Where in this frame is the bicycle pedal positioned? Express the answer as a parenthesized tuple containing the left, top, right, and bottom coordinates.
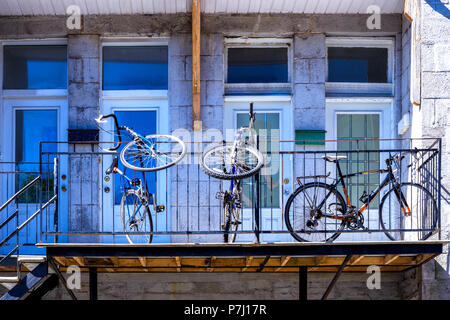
(232, 220, 242, 226)
(156, 205, 165, 213)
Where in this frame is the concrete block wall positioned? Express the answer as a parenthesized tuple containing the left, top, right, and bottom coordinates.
(41, 271, 403, 300)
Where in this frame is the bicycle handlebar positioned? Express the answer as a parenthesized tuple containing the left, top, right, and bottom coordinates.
(95, 113, 122, 151)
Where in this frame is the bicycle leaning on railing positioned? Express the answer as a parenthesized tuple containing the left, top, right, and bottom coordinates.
(284, 152, 438, 242)
(200, 103, 264, 243)
(95, 113, 186, 244)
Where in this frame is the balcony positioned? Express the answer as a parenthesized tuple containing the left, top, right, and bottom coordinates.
(0, 138, 444, 275)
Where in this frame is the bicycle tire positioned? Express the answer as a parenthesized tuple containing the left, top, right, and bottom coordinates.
(379, 182, 437, 241)
(120, 190, 153, 244)
(200, 143, 264, 180)
(223, 201, 239, 243)
(121, 134, 186, 172)
(284, 182, 347, 242)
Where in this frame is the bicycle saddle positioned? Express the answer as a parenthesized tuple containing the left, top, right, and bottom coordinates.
(322, 155, 347, 162)
(106, 156, 119, 174)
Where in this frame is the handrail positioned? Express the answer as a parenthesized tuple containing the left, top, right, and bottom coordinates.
(0, 176, 41, 213)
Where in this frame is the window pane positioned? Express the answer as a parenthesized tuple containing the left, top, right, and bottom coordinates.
(227, 48, 288, 83)
(15, 110, 57, 202)
(237, 112, 280, 209)
(103, 46, 168, 90)
(113, 111, 157, 205)
(337, 114, 380, 207)
(327, 47, 388, 83)
(4, 46, 67, 89)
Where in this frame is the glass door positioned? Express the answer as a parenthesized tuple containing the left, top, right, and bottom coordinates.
(2, 100, 68, 253)
(224, 101, 293, 242)
(100, 100, 169, 244)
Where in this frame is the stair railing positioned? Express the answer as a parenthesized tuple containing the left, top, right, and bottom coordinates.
(0, 175, 57, 280)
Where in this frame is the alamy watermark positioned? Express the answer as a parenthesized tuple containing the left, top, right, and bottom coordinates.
(366, 5, 381, 30)
(66, 5, 81, 30)
(366, 265, 381, 290)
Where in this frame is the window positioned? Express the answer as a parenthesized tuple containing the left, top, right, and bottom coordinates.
(112, 110, 157, 205)
(102, 46, 168, 90)
(227, 48, 288, 84)
(224, 38, 292, 95)
(328, 47, 388, 83)
(15, 109, 58, 202)
(326, 38, 394, 96)
(3, 45, 67, 89)
(337, 113, 381, 207)
(237, 112, 280, 209)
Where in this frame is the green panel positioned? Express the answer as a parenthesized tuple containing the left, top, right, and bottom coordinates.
(295, 130, 326, 145)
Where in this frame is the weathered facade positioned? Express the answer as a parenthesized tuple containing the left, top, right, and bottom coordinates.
(0, 0, 448, 300)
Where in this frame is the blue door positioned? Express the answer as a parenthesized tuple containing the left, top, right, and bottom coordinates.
(101, 110, 170, 243)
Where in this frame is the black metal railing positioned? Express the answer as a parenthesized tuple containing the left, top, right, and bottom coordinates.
(33, 137, 441, 244)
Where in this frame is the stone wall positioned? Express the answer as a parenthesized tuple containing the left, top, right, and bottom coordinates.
(41, 271, 403, 300)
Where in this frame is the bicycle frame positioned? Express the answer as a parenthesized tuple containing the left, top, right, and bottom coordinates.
(316, 156, 411, 220)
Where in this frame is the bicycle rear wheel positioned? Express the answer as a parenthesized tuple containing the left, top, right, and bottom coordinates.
(284, 182, 347, 242)
(200, 143, 264, 180)
(121, 134, 186, 172)
(120, 190, 153, 244)
(223, 201, 240, 243)
(379, 183, 437, 240)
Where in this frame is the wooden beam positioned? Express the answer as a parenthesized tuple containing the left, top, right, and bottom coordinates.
(206, 256, 216, 272)
(275, 256, 292, 272)
(139, 257, 147, 269)
(384, 254, 400, 265)
(175, 256, 182, 272)
(73, 257, 85, 266)
(349, 255, 365, 265)
(242, 256, 254, 272)
(192, 0, 201, 130)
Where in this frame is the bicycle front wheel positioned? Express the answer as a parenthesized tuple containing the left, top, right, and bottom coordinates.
(379, 183, 437, 241)
(120, 190, 153, 244)
(200, 143, 264, 180)
(284, 182, 347, 242)
(121, 134, 186, 172)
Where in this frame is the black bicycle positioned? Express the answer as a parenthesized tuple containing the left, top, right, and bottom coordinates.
(284, 153, 437, 242)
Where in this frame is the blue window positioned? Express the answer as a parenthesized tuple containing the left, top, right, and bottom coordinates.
(3, 46, 67, 89)
(327, 47, 388, 83)
(113, 110, 157, 205)
(15, 110, 57, 202)
(227, 47, 288, 83)
(103, 46, 168, 90)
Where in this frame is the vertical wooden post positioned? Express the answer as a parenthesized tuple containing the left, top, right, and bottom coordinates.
(192, 0, 201, 131)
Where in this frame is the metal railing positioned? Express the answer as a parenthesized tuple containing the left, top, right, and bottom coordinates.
(35, 137, 441, 244)
(0, 165, 57, 277)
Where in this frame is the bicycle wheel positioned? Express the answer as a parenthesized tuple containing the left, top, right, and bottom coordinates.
(200, 143, 264, 180)
(120, 190, 153, 244)
(284, 182, 347, 242)
(223, 201, 240, 243)
(379, 183, 437, 241)
(121, 134, 186, 172)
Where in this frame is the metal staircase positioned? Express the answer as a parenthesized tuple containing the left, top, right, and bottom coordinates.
(0, 176, 58, 300)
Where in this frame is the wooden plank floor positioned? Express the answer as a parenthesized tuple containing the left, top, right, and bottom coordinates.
(48, 254, 438, 273)
(32, 241, 446, 273)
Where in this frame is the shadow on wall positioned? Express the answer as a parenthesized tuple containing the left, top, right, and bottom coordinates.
(425, 0, 450, 19)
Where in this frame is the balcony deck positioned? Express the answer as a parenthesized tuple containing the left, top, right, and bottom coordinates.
(36, 240, 445, 273)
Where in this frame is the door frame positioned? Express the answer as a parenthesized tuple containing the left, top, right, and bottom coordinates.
(325, 97, 394, 241)
(223, 95, 294, 242)
(100, 94, 170, 243)
(1, 93, 68, 251)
